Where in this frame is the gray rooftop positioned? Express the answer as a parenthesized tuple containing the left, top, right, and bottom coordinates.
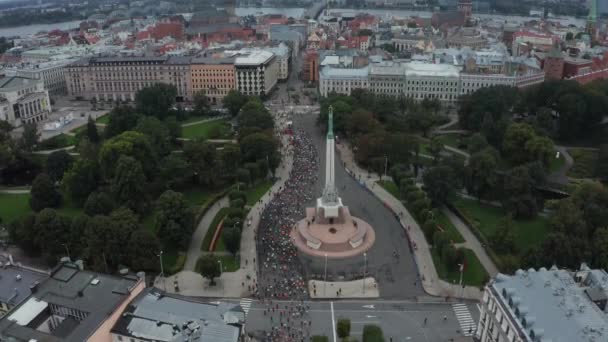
(492, 266, 608, 342)
(111, 288, 243, 342)
(0, 265, 48, 310)
(0, 77, 41, 91)
(0, 263, 142, 342)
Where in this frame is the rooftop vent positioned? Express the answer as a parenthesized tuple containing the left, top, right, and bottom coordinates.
(15, 274, 22, 281)
(91, 278, 100, 285)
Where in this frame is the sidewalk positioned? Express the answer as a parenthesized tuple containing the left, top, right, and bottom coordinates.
(183, 197, 229, 271)
(308, 278, 380, 298)
(156, 116, 295, 298)
(336, 141, 482, 300)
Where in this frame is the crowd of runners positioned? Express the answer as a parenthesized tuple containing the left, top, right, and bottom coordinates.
(255, 128, 319, 301)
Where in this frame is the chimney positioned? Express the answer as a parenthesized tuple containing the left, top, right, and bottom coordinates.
(29, 281, 39, 294)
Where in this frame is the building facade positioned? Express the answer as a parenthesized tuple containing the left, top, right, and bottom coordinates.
(0, 76, 52, 126)
(477, 265, 608, 342)
(5, 60, 74, 98)
(65, 56, 191, 102)
(190, 58, 236, 105)
(234, 50, 278, 96)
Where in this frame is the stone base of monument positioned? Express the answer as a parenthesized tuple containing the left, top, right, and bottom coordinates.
(291, 205, 376, 258)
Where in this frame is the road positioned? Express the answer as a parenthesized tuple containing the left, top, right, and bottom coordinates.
(241, 299, 477, 341)
(294, 112, 424, 299)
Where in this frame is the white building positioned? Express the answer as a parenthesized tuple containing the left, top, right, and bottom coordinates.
(319, 66, 369, 97)
(403, 63, 460, 101)
(234, 50, 279, 96)
(4, 59, 76, 97)
(0, 76, 51, 126)
(477, 265, 608, 342)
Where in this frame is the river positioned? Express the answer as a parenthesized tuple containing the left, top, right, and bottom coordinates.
(0, 20, 82, 38)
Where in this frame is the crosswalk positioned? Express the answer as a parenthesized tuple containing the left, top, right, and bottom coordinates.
(453, 303, 476, 336)
(240, 298, 253, 316)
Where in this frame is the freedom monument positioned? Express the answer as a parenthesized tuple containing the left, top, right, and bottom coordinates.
(291, 107, 376, 259)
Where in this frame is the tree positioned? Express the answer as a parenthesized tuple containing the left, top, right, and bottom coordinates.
(99, 131, 157, 180)
(422, 165, 453, 205)
(502, 123, 536, 165)
(222, 225, 241, 256)
(466, 148, 498, 200)
(193, 90, 210, 116)
(467, 133, 489, 154)
(111, 156, 147, 213)
(62, 159, 100, 206)
(502, 165, 540, 219)
(135, 83, 177, 119)
(33, 209, 72, 261)
(337, 319, 351, 340)
(30, 173, 61, 211)
(135, 116, 171, 156)
(84, 191, 114, 216)
(45, 150, 73, 182)
(565, 31, 574, 41)
(107, 207, 140, 266)
(183, 139, 218, 186)
(164, 116, 181, 140)
(240, 133, 278, 167)
(86, 116, 100, 143)
(237, 99, 274, 132)
(8, 214, 38, 254)
(223, 90, 249, 117)
(104, 106, 140, 138)
(85, 214, 117, 271)
(525, 135, 554, 169)
(428, 136, 443, 162)
(20, 123, 39, 151)
(159, 154, 192, 190)
(128, 229, 161, 271)
(490, 215, 517, 254)
(362, 325, 384, 342)
(197, 254, 221, 285)
(155, 190, 194, 249)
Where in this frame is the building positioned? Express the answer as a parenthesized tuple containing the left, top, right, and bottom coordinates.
(190, 57, 236, 105)
(0, 262, 145, 342)
(457, 0, 473, 19)
(404, 63, 460, 101)
(369, 62, 406, 96)
(476, 265, 608, 342)
(5, 59, 76, 98)
(233, 50, 278, 96)
(319, 66, 369, 97)
(65, 56, 191, 102)
(543, 48, 565, 80)
(267, 43, 291, 81)
(0, 263, 48, 317)
(0, 76, 51, 126)
(302, 49, 319, 83)
(110, 287, 244, 342)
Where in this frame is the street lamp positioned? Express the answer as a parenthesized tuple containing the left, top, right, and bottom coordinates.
(383, 155, 388, 181)
(363, 252, 367, 295)
(157, 250, 166, 292)
(323, 253, 328, 297)
(218, 259, 224, 296)
(62, 243, 70, 261)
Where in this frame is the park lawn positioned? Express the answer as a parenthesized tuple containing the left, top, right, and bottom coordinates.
(549, 151, 566, 173)
(0, 193, 31, 223)
(183, 188, 213, 206)
(245, 181, 272, 206)
(181, 119, 231, 139)
(438, 134, 464, 149)
(201, 207, 230, 251)
(453, 197, 549, 253)
(218, 254, 240, 272)
(567, 148, 599, 179)
(36, 134, 77, 150)
(95, 115, 110, 124)
(435, 210, 465, 243)
(432, 248, 489, 287)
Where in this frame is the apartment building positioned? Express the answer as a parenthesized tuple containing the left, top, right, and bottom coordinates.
(65, 56, 191, 102)
(190, 57, 236, 105)
(234, 50, 279, 96)
(477, 265, 608, 342)
(0, 76, 51, 126)
(0, 263, 48, 317)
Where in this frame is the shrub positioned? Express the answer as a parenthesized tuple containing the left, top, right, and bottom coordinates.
(337, 318, 351, 339)
(362, 325, 384, 342)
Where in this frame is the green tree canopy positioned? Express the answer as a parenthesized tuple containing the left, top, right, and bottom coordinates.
(62, 158, 100, 206)
(30, 173, 61, 212)
(197, 254, 221, 285)
(135, 83, 177, 119)
(45, 150, 73, 183)
(111, 156, 147, 214)
(104, 105, 141, 138)
(155, 190, 194, 250)
(223, 90, 249, 117)
(99, 131, 157, 180)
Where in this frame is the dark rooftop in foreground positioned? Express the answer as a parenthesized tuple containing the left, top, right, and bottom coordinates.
(0, 262, 142, 342)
